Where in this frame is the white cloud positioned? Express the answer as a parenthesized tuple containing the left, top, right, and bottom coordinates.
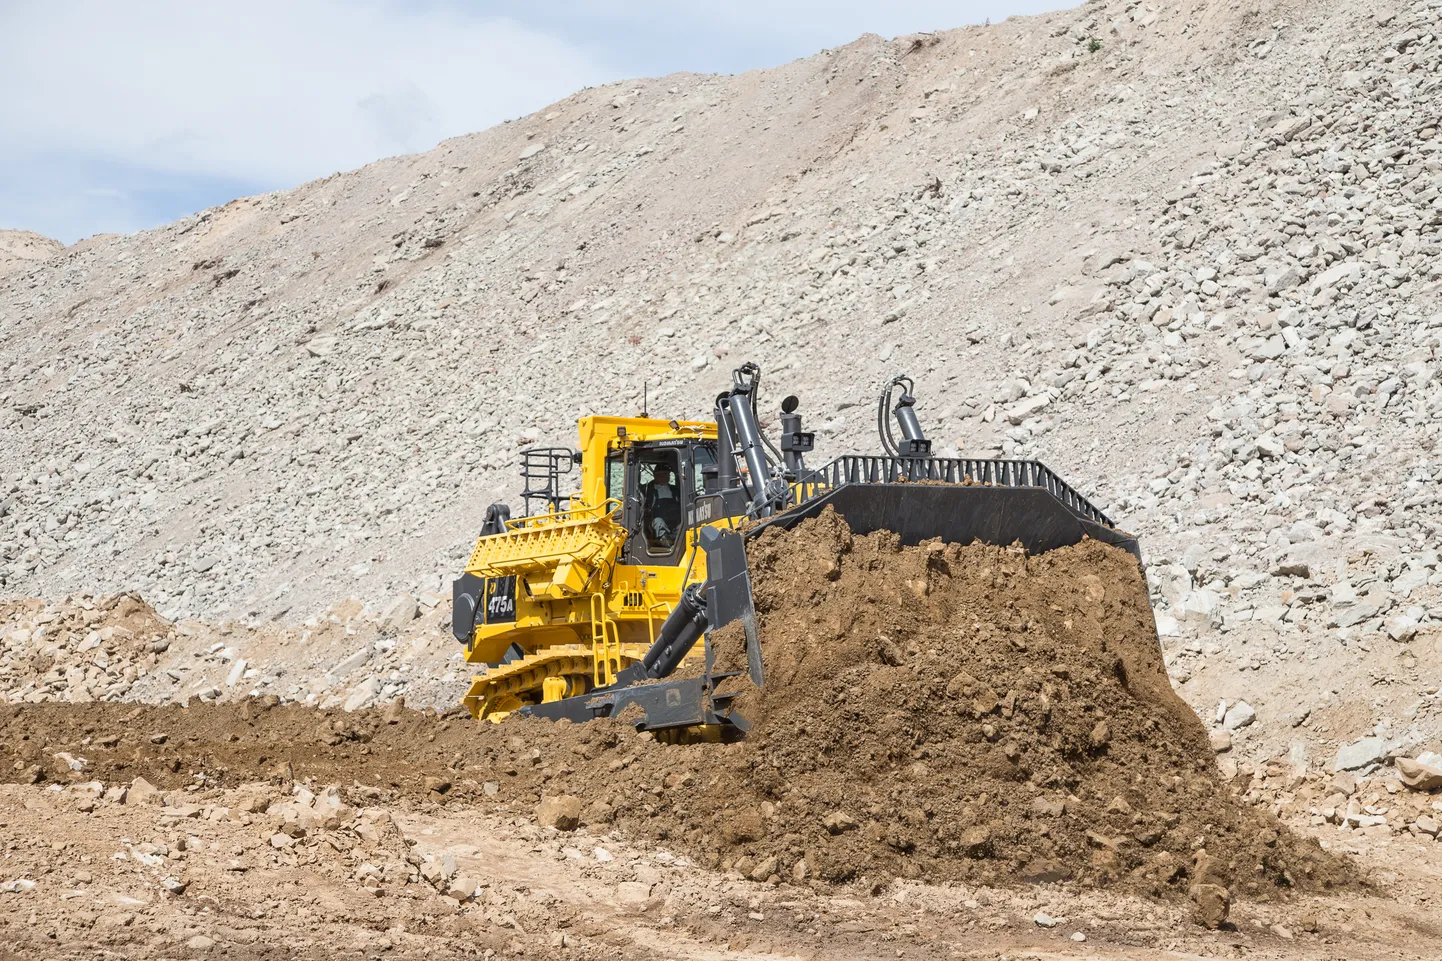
(500, 0, 1063, 70)
(0, 0, 1062, 241)
(0, 1, 612, 188)
(569, 0, 1054, 33)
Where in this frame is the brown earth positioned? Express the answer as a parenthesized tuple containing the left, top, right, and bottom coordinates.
(668, 510, 1354, 896)
(0, 776, 1431, 961)
(0, 510, 1355, 905)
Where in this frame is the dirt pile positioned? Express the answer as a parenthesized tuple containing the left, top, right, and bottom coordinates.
(0, 512, 1355, 899)
(0, 593, 174, 703)
(645, 510, 1353, 896)
(0, 589, 473, 712)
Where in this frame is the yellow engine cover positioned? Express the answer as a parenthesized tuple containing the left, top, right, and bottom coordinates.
(464, 503, 625, 599)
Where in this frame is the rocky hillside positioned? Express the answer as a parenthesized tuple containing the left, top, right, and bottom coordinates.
(2, 0, 1439, 654)
(0, 229, 63, 278)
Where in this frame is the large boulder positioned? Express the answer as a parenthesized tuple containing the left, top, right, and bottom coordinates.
(536, 794, 582, 831)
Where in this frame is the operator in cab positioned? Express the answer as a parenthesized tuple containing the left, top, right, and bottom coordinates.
(641, 463, 683, 550)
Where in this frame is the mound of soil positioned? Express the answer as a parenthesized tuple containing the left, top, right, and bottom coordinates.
(654, 509, 1351, 896)
(0, 510, 1353, 899)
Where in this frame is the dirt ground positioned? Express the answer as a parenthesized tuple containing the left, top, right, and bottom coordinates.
(0, 776, 1437, 961)
(2, 514, 1439, 959)
(1, 518, 1352, 898)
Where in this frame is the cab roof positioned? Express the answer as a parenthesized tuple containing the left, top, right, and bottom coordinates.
(577, 415, 716, 448)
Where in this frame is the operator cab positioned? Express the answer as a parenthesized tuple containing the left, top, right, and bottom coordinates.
(606, 440, 718, 565)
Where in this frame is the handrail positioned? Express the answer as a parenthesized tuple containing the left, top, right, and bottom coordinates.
(643, 597, 673, 646)
(604, 620, 622, 685)
(804, 455, 1116, 528)
(520, 446, 576, 516)
(506, 498, 622, 532)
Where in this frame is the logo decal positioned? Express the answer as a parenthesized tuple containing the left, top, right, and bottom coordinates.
(484, 576, 517, 624)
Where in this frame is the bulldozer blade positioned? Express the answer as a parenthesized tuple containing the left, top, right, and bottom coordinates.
(520, 672, 749, 733)
(756, 482, 1140, 560)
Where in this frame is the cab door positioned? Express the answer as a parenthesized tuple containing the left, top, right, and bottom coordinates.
(620, 445, 687, 566)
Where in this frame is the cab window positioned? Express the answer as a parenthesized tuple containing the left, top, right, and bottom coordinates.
(604, 452, 625, 505)
(691, 444, 717, 496)
(637, 450, 682, 555)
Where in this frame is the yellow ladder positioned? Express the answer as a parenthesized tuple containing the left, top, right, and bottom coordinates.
(589, 593, 622, 687)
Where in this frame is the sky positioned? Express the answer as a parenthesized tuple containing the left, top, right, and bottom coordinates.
(0, 1, 1061, 244)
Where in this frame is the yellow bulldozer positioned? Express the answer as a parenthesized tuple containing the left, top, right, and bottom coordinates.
(451, 363, 1136, 731)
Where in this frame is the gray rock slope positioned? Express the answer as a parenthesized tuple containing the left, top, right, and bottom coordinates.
(2, 0, 1439, 638)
